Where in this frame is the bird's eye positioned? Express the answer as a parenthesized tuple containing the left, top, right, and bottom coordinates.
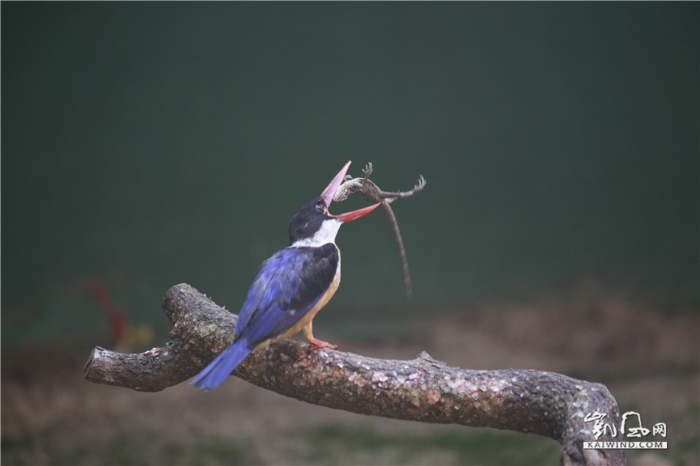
(315, 202, 325, 213)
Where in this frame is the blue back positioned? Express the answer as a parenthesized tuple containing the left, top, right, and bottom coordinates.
(236, 243, 339, 348)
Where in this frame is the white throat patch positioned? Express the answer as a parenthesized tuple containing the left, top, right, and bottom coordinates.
(292, 218, 342, 248)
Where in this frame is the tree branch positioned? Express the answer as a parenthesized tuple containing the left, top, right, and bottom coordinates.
(84, 284, 625, 466)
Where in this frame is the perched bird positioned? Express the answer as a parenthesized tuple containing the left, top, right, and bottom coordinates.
(190, 161, 379, 390)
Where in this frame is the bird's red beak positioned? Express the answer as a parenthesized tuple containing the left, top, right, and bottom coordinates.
(320, 161, 380, 223)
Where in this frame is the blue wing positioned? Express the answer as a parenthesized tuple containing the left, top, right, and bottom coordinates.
(190, 243, 338, 391)
(236, 243, 339, 347)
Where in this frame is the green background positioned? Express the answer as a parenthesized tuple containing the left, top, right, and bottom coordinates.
(3, 2, 698, 347)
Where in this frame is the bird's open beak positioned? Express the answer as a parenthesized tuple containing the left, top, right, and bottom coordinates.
(320, 161, 381, 223)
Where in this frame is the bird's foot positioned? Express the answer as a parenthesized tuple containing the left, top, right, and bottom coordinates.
(306, 336, 338, 351)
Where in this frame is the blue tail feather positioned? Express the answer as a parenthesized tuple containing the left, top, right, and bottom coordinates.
(189, 339, 252, 391)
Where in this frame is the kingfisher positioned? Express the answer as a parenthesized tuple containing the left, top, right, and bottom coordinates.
(190, 161, 380, 391)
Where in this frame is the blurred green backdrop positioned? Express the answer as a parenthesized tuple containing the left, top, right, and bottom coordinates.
(3, 3, 698, 348)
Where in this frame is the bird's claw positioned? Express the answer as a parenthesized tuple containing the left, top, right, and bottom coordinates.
(306, 337, 338, 351)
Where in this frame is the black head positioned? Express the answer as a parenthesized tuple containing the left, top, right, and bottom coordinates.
(288, 197, 334, 245)
(287, 162, 380, 247)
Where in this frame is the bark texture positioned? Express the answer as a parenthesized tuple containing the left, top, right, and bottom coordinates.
(84, 283, 625, 466)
